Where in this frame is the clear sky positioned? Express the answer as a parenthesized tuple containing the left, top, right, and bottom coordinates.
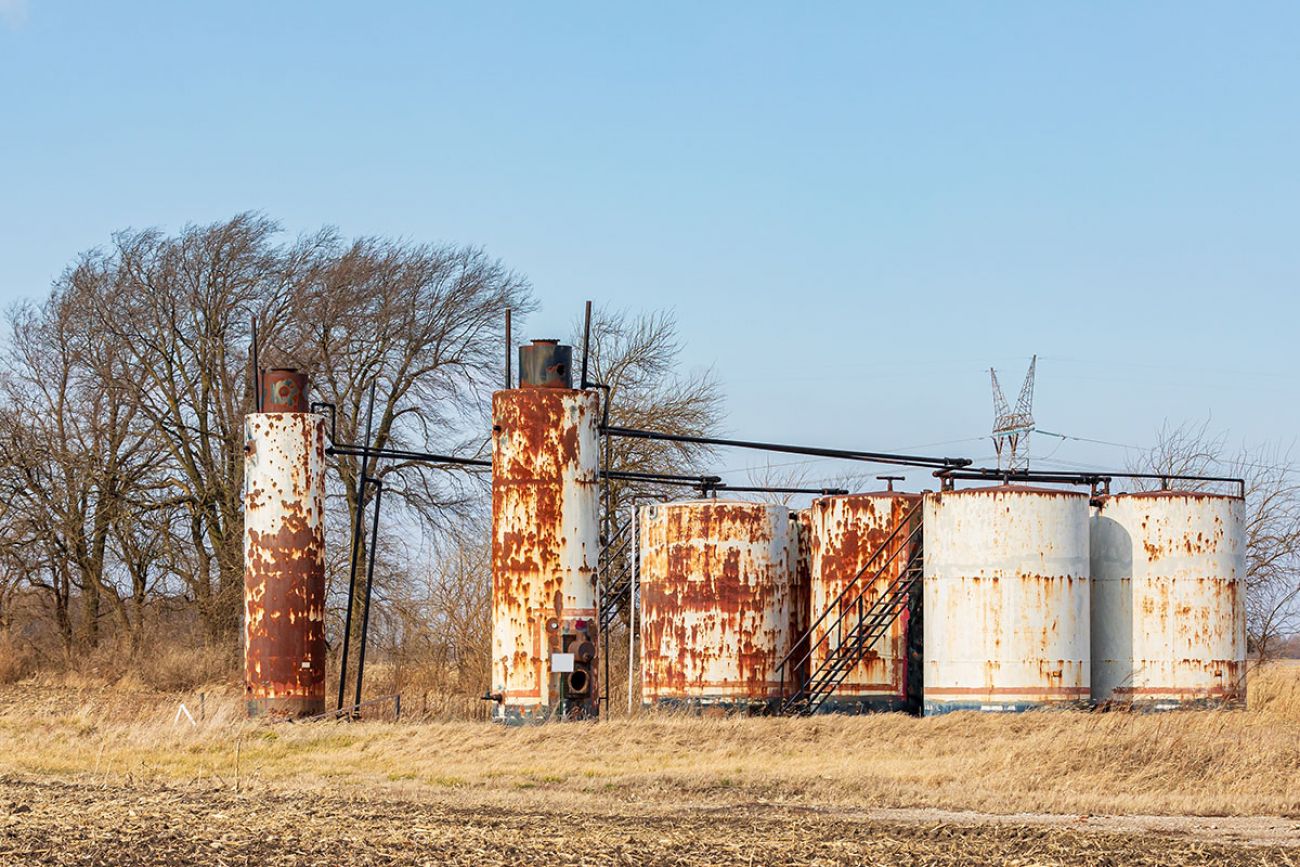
(2, 2, 1296, 492)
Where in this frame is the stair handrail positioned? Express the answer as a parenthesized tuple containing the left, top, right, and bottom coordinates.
(798, 537, 922, 698)
(777, 502, 923, 699)
(788, 531, 925, 712)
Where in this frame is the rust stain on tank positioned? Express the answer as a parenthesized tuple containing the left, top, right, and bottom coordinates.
(1092, 491, 1247, 707)
(923, 486, 1092, 715)
(809, 493, 920, 707)
(787, 510, 813, 688)
(490, 388, 600, 722)
(244, 411, 327, 719)
(640, 501, 795, 709)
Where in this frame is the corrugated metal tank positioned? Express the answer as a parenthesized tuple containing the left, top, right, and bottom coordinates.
(490, 387, 600, 723)
(1091, 491, 1247, 707)
(923, 486, 1091, 715)
(639, 500, 795, 710)
(808, 492, 921, 712)
(243, 410, 327, 719)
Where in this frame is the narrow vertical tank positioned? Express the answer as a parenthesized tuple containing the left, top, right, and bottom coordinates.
(639, 500, 795, 711)
(490, 380, 600, 723)
(808, 492, 921, 713)
(1091, 491, 1246, 708)
(787, 509, 813, 690)
(243, 376, 327, 719)
(923, 486, 1090, 715)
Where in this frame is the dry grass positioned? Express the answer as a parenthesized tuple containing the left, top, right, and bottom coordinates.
(0, 662, 1295, 820)
(0, 663, 1295, 863)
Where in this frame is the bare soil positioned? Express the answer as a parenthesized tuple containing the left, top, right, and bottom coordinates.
(0, 776, 1296, 866)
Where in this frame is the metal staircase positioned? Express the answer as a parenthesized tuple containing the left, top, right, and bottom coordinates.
(598, 517, 637, 630)
(778, 503, 924, 716)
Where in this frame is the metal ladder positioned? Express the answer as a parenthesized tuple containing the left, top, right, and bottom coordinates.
(778, 504, 924, 716)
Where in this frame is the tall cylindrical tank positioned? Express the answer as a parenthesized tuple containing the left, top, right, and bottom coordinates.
(243, 405, 327, 718)
(490, 385, 600, 723)
(1091, 491, 1246, 707)
(923, 486, 1090, 715)
(639, 500, 795, 710)
(808, 492, 921, 713)
(787, 509, 813, 690)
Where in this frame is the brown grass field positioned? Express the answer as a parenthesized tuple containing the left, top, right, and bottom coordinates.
(0, 662, 1296, 865)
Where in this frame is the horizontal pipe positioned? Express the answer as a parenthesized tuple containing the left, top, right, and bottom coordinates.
(935, 470, 1107, 486)
(602, 469, 723, 485)
(704, 485, 850, 496)
(935, 466, 1244, 495)
(601, 426, 971, 469)
(328, 444, 490, 468)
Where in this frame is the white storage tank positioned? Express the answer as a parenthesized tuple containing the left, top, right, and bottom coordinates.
(639, 500, 795, 711)
(1091, 491, 1247, 708)
(923, 486, 1091, 715)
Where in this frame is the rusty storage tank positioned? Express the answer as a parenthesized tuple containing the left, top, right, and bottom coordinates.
(923, 486, 1090, 715)
(489, 350, 600, 723)
(787, 509, 813, 690)
(639, 500, 795, 711)
(243, 371, 327, 718)
(808, 492, 922, 713)
(1091, 491, 1246, 708)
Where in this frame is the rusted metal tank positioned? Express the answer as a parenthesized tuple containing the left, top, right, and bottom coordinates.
(490, 386, 600, 723)
(260, 368, 309, 413)
(639, 500, 795, 711)
(923, 486, 1091, 715)
(808, 492, 921, 713)
(243, 402, 327, 718)
(1091, 491, 1246, 708)
(787, 509, 813, 690)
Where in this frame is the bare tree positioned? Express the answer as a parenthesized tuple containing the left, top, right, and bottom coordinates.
(287, 236, 532, 529)
(79, 214, 326, 640)
(575, 306, 724, 513)
(0, 263, 164, 658)
(280, 236, 532, 672)
(1131, 418, 1300, 658)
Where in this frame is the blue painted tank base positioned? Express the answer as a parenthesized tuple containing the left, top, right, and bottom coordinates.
(1097, 697, 1244, 713)
(814, 696, 910, 715)
(923, 700, 1089, 717)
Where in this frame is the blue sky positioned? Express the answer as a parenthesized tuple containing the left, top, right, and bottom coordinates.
(2, 2, 1296, 491)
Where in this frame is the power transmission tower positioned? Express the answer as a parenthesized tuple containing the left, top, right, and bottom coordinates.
(990, 355, 1036, 472)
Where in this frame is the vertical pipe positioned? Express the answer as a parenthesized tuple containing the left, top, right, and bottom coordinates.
(250, 317, 261, 412)
(504, 308, 512, 389)
(580, 300, 592, 389)
(628, 508, 636, 715)
(601, 389, 612, 714)
(353, 479, 385, 716)
(336, 381, 377, 712)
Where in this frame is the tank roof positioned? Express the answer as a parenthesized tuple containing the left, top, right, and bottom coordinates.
(940, 484, 1089, 498)
(814, 490, 922, 501)
(654, 498, 782, 509)
(1102, 489, 1244, 502)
